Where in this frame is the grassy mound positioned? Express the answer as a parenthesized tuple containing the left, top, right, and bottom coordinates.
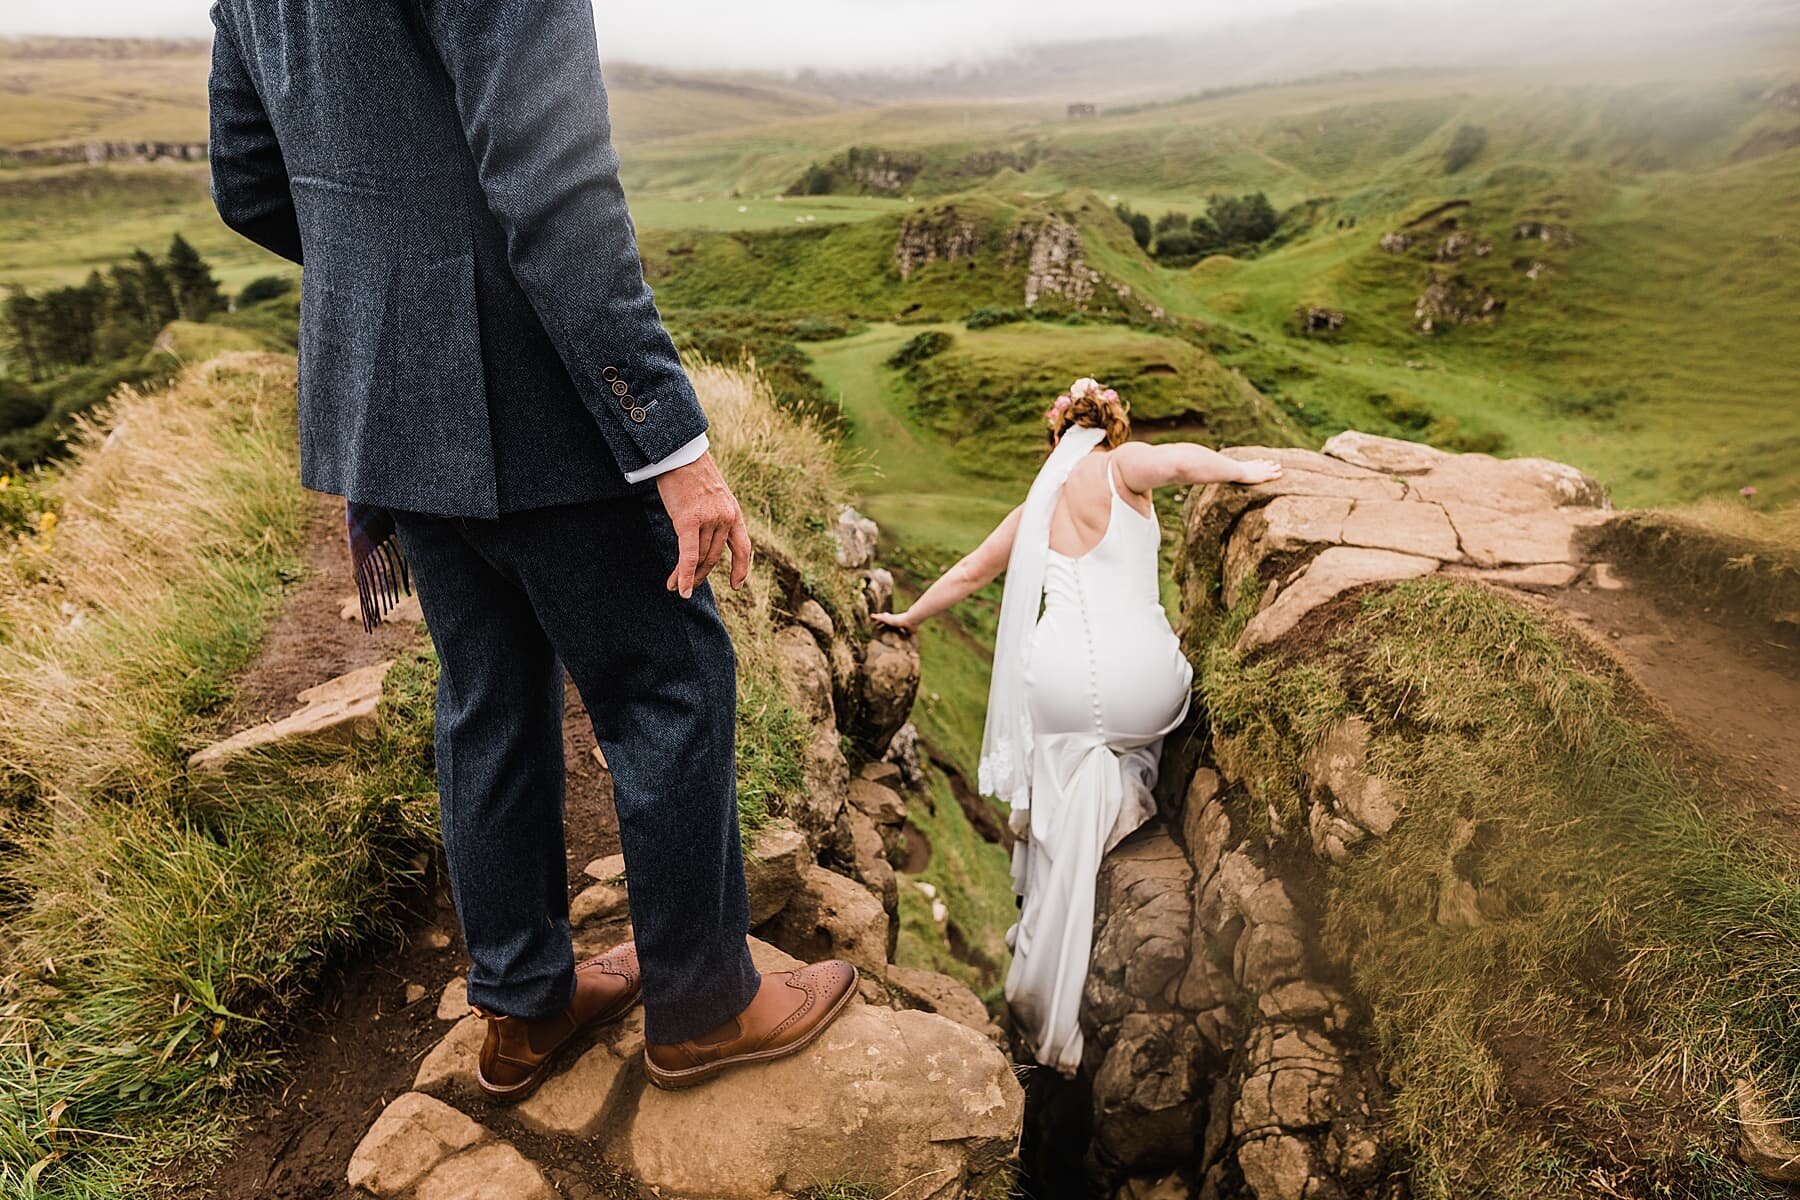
(687, 358, 857, 834)
(885, 321, 1307, 481)
(1584, 504, 1800, 638)
(0, 354, 440, 1197)
(641, 190, 1166, 326)
(1196, 577, 1800, 1197)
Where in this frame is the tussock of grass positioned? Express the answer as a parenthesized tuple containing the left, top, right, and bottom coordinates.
(1204, 577, 1800, 1198)
(1587, 504, 1800, 634)
(0, 355, 441, 1197)
(0, 353, 308, 804)
(686, 358, 859, 835)
(893, 768, 1016, 996)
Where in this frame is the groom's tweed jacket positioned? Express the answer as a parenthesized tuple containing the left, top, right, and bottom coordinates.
(208, 0, 706, 517)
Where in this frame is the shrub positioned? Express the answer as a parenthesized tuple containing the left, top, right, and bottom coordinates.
(1206, 191, 1279, 245)
(791, 163, 835, 196)
(965, 306, 1028, 330)
(885, 329, 954, 369)
(236, 274, 294, 306)
(0, 377, 47, 434)
(1114, 203, 1152, 250)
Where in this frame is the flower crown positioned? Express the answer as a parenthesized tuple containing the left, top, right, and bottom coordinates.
(1047, 376, 1122, 422)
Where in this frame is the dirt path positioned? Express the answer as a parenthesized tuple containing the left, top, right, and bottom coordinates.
(1547, 571, 1800, 846)
(173, 493, 626, 1200)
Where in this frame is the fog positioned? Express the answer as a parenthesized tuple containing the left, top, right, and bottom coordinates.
(0, 0, 1787, 86)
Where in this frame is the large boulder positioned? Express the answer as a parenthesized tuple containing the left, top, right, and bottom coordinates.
(770, 864, 890, 980)
(744, 820, 808, 925)
(832, 804, 900, 951)
(775, 624, 835, 726)
(347, 1092, 555, 1200)
(1319, 430, 1447, 475)
(1237, 547, 1438, 651)
(1084, 828, 1209, 1170)
(833, 506, 880, 569)
(851, 630, 921, 755)
(622, 1006, 1022, 1200)
(795, 725, 851, 838)
(886, 964, 1004, 1045)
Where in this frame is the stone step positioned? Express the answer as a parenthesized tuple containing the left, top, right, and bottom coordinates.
(188, 660, 393, 774)
(339, 592, 424, 625)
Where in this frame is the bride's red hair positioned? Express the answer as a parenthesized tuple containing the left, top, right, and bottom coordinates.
(1046, 381, 1130, 448)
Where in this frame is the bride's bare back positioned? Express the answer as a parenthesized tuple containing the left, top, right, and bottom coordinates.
(870, 436, 1282, 632)
(1047, 450, 1153, 559)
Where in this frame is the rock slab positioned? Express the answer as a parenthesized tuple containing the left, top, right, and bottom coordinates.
(623, 1005, 1022, 1200)
(190, 660, 393, 773)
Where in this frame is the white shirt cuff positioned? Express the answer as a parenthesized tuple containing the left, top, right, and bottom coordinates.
(623, 432, 709, 484)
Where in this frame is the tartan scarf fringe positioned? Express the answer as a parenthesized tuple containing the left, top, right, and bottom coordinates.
(346, 501, 413, 634)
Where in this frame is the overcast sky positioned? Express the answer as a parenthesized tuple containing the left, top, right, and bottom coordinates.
(0, 0, 1762, 73)
(3, 0, 1332, 70)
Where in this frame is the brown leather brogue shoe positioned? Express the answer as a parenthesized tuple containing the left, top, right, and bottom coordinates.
(644, 959, 858, 1090)
(473, 941, 641, 1103)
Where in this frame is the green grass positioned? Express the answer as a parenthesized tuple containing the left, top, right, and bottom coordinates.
(0, 355, 441, 1197)
(0, 166, 284, 293)
(894, 767, 1018, 996)
(1199, 576, 1800, 1198)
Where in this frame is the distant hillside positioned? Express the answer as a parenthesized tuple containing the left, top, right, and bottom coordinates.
(0, 36, 849, 149)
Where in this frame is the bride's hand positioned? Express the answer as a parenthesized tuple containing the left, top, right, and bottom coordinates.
(871, 610, 918, 633)
(1233, 458, 1284, 485)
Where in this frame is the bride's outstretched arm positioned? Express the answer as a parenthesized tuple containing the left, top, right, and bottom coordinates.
(1112, 441, 1282, 493)
(872, 505, 1023, 632)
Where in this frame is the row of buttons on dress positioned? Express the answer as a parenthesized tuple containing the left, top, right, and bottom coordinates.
(601, 365, 651, 424)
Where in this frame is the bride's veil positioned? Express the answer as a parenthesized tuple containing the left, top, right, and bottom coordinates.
(977, 423, 1107, 831)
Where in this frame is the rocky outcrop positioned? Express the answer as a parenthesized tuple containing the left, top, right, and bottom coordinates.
(623, 1006, 1021, 1200)
(1412, 274, 1504, 332)
(894, 207, 985, 280)
(1294, 306, 1344, 335)
(0, 140, 210, 167)
(1081, 777, 1388, 1200)
(1005, 217, 1104, 309)
(1176, 432, 1611, 652)
(1078, 433, 1621, 1198)
(363, 937, 1022, 1200)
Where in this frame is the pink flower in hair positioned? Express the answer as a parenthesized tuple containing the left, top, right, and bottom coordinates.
(1071, 377, 1100, 399)
(1101, 388, 1119, 404)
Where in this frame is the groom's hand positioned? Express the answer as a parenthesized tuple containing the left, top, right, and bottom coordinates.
(656, 452, 752, 598)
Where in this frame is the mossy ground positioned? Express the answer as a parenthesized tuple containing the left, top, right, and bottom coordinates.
(1200, 576, 1800, 1198)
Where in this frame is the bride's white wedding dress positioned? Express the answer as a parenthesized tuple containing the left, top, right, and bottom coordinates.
(995, 441, 1192, 1074)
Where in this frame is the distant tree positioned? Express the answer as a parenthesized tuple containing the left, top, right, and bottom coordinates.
(130, 249, 180, 327)
(97, 261, 155, 359)
(237, 275, 294, 306)
(1114, 203, 1152, 250)
(1153, 210, 1190, 235)
(32, 277, 106, 369)
(166, 233, 225, 321)
(0, 376, 47, 434)
(1151, 229, 1206, 264)
(3, 287, 46, 379)
(1206, 191, 1279, 245)
(1444, 124, 1487, 174)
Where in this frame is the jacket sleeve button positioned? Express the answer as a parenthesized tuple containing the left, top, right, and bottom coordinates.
(601, 366, 620, 382)
(629, 406, 648, 424)
(611, 380, 630, 397)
